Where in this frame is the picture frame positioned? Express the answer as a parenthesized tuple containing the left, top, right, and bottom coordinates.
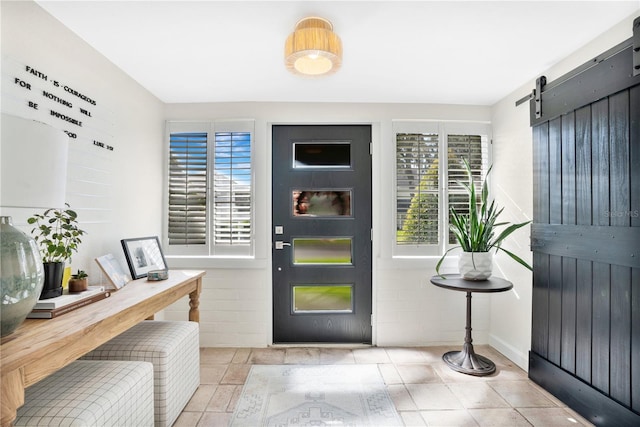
(121, 236, 168, 279)
(95, 253, 131, 289)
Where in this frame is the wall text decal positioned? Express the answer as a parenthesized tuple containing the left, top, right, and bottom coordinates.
(2, 57, 114, 152)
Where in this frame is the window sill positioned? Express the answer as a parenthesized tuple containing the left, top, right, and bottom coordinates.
(376, 255, 458, 272)
(166, 256, 268, 270)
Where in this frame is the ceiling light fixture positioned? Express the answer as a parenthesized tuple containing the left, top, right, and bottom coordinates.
(285, 17, 342, 77)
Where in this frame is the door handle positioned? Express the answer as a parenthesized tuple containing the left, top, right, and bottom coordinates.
(275, 241, 291, 250)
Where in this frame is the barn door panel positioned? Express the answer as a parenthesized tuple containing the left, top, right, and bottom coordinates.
(528, 19, 640, 426)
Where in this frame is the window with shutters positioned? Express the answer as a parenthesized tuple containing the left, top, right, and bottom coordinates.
(165, 121, 254, 257)
(396, 132, 440, 246)
(394, 121, 490, 256)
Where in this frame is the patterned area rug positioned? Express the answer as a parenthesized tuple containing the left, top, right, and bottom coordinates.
(230, 364, 402, 426)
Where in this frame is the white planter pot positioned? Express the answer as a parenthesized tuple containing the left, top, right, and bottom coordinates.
(458, 251, 493, 280)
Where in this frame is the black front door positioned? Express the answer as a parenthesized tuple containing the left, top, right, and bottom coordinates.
(272, 125, 372, 343)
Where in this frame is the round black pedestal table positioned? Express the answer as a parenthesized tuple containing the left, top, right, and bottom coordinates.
(430, 274, 513, 376)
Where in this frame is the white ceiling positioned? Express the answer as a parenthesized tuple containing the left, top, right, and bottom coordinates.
(36, 0, 640, 105)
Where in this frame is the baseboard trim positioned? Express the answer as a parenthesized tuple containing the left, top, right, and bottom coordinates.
(489, 334, 528, 371)
(529, 351, 640, 426)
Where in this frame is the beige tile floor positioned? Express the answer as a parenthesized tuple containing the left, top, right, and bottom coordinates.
(174, 345, 594, 427)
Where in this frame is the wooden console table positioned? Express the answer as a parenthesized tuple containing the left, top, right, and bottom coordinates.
(430, 274, 513, 376)
(0, 269, 204, 427)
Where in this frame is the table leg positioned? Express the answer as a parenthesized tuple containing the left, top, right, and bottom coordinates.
(442, 291, 496, 376)
(188, 277, 202, 322)
(1, 369, 25, 427)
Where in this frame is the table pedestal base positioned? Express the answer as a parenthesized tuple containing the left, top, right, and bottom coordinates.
(430, 277, 513, 378)
(442, 343, 496, 376)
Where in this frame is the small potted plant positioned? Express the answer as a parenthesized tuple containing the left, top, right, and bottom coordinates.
(68, 269, 88, 293)
(28, 204, 86, 298)
(436, 159, 532, 280)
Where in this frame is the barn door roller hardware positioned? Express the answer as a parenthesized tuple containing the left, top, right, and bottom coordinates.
(517, 15, 640, 125)
(515, 77, 546, 118)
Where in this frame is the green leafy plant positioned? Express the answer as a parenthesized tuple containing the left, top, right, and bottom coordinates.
(435, 159, 532, 277)
(27, 204, 87, 264)
(72, 269, 88, 279)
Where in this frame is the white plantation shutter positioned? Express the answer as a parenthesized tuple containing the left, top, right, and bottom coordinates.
(168, 132, 208, 245)
(213, 132, 251, 245)
(447, 134, 489, 244)
(166, 121, 254, 256)
(396, 133, 439, 245)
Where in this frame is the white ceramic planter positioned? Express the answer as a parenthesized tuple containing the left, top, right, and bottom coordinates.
(458, 251, 493, 280)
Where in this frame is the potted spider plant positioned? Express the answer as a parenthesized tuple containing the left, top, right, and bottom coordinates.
(436, 159, 532, 280)
(28, 204, 86, 298)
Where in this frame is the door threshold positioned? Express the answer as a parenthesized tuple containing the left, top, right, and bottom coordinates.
(270, 343, 373, 348)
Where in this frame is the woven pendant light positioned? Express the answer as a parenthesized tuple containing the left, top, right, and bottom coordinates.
(284, 17, 342, 77)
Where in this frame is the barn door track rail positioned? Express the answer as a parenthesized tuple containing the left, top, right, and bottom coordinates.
(517, 16, 640, 125)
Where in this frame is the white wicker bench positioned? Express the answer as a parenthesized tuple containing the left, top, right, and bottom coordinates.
(15, 360, 154, 427)
(82, 321, 200, 427)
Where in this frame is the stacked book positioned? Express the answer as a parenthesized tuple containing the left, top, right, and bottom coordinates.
(27, 286, 112, 319)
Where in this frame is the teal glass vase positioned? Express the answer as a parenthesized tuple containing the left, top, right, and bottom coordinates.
(1, 216, 44, 337)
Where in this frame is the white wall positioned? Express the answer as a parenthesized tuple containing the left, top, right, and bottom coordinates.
(1, 1, 164, 281)
(489, 10, 639, 369)
(163, 102, 495, 348)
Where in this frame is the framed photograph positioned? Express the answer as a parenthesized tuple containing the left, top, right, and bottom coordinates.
(121, 236, 168, 279)
(95, 253, 131, 289)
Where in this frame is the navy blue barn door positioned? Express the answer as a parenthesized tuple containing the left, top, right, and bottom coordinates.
(528, 21, 640, 426)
